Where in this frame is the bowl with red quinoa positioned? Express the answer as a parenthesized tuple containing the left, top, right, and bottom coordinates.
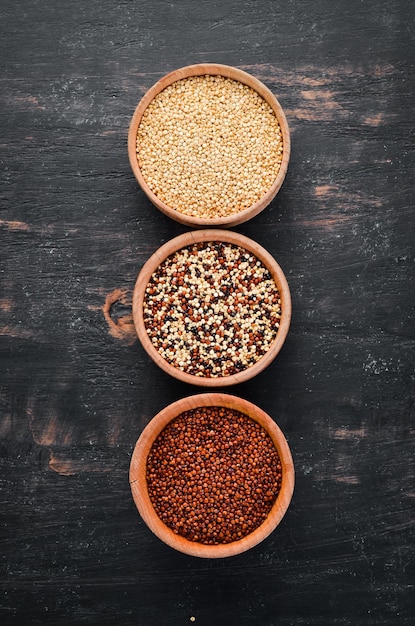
(132, 230, 291, 386)
(128, 63, 290, 228)
(129, 393, 295, 558)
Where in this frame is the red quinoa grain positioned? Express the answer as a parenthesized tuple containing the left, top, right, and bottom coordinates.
(143, 241, 281, 377)
(146, 407, 283, 544)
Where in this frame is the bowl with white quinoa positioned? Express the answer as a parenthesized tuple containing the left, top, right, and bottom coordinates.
(129, 393, 295, 557)
(128, 64, 290, 227)
(132, 230, 291, 386)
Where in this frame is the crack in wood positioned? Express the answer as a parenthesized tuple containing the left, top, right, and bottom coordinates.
(102, 288, 137, 345)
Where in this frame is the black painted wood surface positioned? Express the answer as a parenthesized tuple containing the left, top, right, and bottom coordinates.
(1, 1, 414, 624)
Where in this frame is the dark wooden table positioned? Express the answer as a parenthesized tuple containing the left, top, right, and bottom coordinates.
(1, 1, 414, 624)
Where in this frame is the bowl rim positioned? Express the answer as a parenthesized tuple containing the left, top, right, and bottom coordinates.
(132, 229, 292, 387)
(128, 63, 291, 228)
(129, 392, 295, 558)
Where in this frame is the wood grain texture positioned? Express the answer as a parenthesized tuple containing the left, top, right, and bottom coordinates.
(0, 0, 414, 624)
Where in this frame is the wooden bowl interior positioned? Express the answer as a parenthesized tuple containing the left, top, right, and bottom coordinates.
(129, 393, 295, 558)
(132, 229, 292, 387)
(128, 63, 290, 228)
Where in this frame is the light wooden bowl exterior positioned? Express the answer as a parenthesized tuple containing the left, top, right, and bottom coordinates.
(132, 229, 292, 387)
(128, 63, 290, 228)
(129, 393, 295, 558)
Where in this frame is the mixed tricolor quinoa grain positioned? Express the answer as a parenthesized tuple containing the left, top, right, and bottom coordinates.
(146, 406, 282, 544)
(143, 241, 282, 377)
(136, 75, 283, 219)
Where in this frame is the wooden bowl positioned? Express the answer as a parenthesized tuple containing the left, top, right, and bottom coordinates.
(129, 393, 295, 558)
(132, 229, 291, 387)
(128, 63, 290, 228)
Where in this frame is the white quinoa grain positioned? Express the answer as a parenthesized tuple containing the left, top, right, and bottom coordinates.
(136, 75, 283, 219)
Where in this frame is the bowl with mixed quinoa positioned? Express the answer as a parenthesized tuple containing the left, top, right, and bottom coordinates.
(132, 229, 291, 386)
